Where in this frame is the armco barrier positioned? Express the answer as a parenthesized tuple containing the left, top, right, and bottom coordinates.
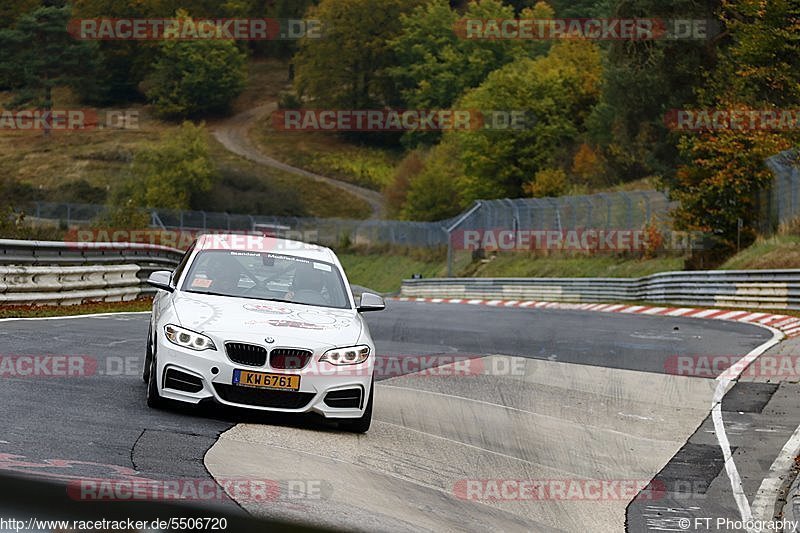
(401, 270, 800, 311)
(0, 240, 184, 305)
(0, 239, 183, 266)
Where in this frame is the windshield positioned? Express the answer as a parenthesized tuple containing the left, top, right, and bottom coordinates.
(181, 250, 351, 310)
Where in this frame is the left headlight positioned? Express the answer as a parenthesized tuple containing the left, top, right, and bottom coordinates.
(164, 324, 216, 351)
(320, 345, 371, 366)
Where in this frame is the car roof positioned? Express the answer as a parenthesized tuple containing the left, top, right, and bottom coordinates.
(195, 233, 337, 263)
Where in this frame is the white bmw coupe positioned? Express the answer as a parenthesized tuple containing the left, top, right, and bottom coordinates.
(143, 233, 385, 433)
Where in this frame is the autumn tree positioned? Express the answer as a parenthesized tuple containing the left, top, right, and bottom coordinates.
(669, 0, 800, 251)
(401, 142, 466, 221)
(449, 40, 602, 202)
(571, 143, 607, 188)
(523, 168, 569, 198)
(384, 150, 424, 218)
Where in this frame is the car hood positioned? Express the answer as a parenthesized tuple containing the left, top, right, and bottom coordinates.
(171, 292, 363, 349)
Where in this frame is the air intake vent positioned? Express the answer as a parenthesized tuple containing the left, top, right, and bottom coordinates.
(213, 384, 314, 409)
(270, 348, 312, 370)
(225, 342, 267, 367)
(324, 388, 363, 409)
(164, 368, 204, 393)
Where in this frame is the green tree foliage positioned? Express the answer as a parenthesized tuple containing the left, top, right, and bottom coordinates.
(72, 0, 161, 103)
(392, 39, 602, 219)
(448, 40, 603, 203)
(540, 0, 611, 17)
(401, 142, 466, 221)
(0, 0, 39, 29)
(0, 5, 95, 115)
(242, 0, 320, 58)
(708, 0, 800, 107)
(591, 0, 720, 181)
(389, 0, 528, 113)
(144, 15, 247, 119)
(73, 0, 301, 103)
(669, 0, 800, 250)
(388, 0, 532, 146)
(126, 122, 215, 210)
(292, 0, 426, 109)
(457, 0, 611, 16)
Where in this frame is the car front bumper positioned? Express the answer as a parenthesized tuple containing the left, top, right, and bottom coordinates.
(154, 335, 373, 419)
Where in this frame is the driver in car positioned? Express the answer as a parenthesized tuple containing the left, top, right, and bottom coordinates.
(205, 255, 244, 294)
(285, 264, 328, 305)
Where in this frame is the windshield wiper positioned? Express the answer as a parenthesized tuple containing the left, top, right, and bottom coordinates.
(184, 289, 236, 298)
(185, 292, 293, 304)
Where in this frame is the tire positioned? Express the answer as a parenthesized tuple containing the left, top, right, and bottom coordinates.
(146, 345, 166, 410)
(340, 381, 373, 434)
(142, 324, 153, 383)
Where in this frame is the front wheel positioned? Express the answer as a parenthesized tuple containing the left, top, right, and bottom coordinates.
(340, 381, 373, 434)
(142, 324, 153, 383)
(146, 349, 166, 410)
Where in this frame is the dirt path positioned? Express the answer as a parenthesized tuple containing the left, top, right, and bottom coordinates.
(211, 103, 385, 219)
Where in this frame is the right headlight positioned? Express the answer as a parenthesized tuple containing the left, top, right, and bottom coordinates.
(319, 345, 371, 366)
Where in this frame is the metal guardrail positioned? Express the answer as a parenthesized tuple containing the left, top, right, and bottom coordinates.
(0, 240, 183, 305)
(401, 270, 800, 310)
(0, 239, 183, 265)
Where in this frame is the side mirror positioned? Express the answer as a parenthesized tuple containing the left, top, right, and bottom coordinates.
(147, 271, 175, 293)
(358, 292, 385, 313)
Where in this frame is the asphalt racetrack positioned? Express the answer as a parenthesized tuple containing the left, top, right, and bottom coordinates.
(0, 300, 784, 532)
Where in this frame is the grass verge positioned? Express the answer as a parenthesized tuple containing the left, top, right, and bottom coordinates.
(467, 252, 686, 278)
(206, 137, 372, 219)
(338, 251, 446, 294)
(0, 298, 152, 319)
(338, 250, 688, 293)
(251, 120, 403, 192)
(720, 234, 800, 270)
(244, 61, 402, 192)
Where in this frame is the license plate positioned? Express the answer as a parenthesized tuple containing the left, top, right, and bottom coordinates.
(233, 370, 301, 391)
